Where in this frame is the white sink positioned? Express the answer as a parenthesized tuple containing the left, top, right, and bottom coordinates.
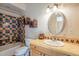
(44, 40, 64, 47)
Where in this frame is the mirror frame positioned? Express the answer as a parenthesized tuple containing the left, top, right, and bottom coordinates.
(48, 12, 65, 35)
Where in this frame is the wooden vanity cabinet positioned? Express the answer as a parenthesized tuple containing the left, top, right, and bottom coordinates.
(30, 44, 70, 56)
(30, 44, 50, 56)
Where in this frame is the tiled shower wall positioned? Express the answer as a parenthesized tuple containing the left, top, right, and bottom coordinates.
(0, 13, 25, 46)
(17, 17, 25, 43)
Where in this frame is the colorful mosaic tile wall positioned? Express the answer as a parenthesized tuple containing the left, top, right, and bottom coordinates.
(0, 13, 19, 46)
(17, 16, 25, 43)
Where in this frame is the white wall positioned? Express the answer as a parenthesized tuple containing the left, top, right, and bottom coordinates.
(25, 3, 50, 39)
(25, 3, 79, 39)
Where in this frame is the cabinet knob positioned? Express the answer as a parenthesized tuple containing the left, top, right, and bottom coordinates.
(64, 54, 71, 56)
(67, 55, 71, 56)
(34, 46, 36, 48)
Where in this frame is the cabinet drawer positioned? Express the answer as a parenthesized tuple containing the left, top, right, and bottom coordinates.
(31, 50, 42, 56)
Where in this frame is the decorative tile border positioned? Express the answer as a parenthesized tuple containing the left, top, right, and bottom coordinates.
(25, 17, 38, 28)
(39, 34, 79, 44)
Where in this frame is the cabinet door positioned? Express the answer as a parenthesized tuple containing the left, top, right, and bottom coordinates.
(30, 45, 44, 56)
(30, 44, 71, 56)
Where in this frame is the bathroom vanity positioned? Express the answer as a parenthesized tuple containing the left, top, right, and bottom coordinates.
(30, 5, 79, 56)
(30, 39, 79, 56)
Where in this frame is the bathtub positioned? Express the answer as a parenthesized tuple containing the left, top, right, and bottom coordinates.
(0, 42, 22, 56)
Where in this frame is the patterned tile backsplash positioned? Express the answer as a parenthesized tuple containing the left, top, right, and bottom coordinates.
(0, 13, 25, 46)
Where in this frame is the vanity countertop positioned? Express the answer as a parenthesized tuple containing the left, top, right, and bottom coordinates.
(30, 39, 79, 56)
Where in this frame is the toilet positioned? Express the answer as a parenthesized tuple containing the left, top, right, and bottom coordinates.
(14, 38, 30, 56)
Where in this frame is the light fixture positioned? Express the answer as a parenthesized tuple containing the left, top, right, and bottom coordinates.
(46, 5, 50, 13)
(46, 3, 60, 13)
(53, 3, 58, 12)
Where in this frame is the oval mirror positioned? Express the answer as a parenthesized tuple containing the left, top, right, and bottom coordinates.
(48, 12, 65, 35)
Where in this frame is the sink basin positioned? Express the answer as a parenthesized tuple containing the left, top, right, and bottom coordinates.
(44, 40, 64, 47)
